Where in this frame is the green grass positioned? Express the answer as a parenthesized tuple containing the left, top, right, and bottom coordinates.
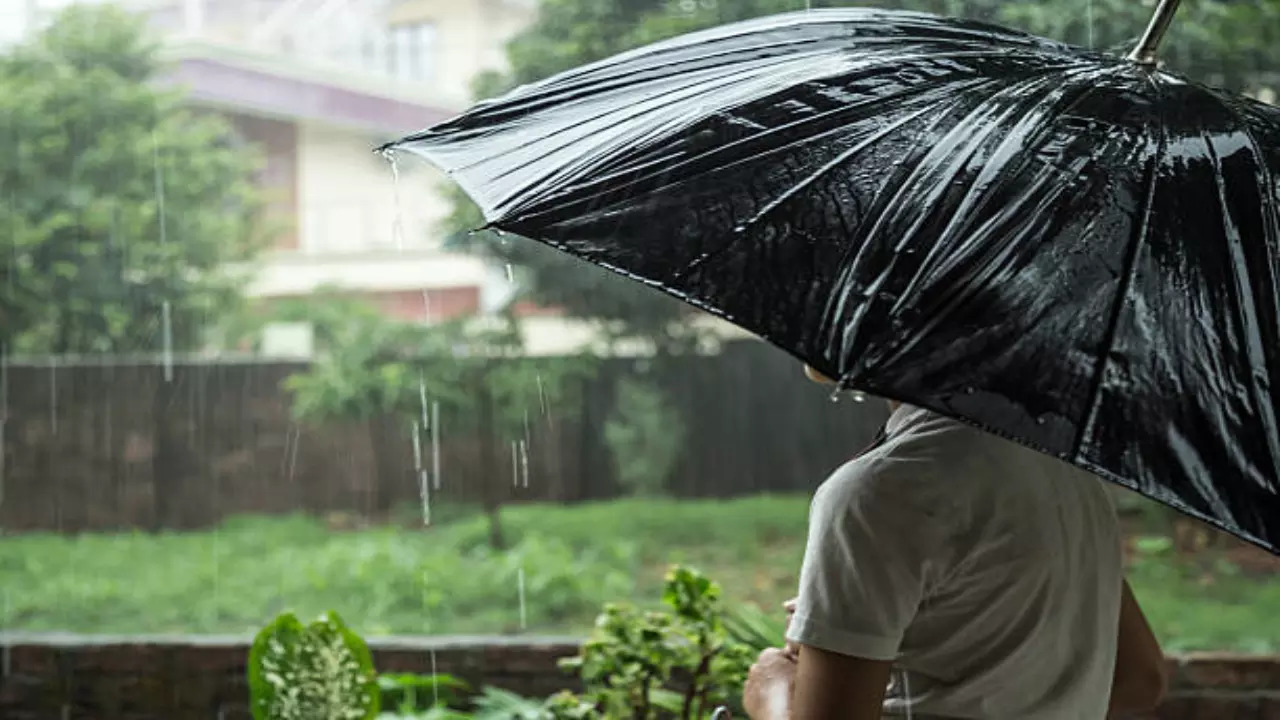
(1, 496, 1278, 653)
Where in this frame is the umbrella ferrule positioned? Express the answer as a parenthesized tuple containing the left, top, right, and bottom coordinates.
(1127, 0, 1182, 66)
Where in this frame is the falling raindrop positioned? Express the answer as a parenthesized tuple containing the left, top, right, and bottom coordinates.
(414, 421, 431, 525)
(1087, 0, 1095, 48)
(536, 374, 548, 418)
(420, 289, 433, 320)
(511, 441, 520, 488)
(505, 263, 515, 284)
(430, 649, 440, 707)
(161, 300, 174, 383)
(1, 344, 9, 513)
(519, 439, 530, 488)
(430, 401, 441, 490)
(517, 566, 527, 630)
(61, 703, 70, 720)
(285, 425, 301, 481)
(418, 371, 429, 431)
(48, 357, 57, 435)
(412, 420, 424, 472)
(419, 468, 431, 526)
(2, 588, 10, 679)
(383, 149, 406, 251)
(212, 527, 221, 619)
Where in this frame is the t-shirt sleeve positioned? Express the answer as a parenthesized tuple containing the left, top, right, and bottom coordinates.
(786, 457, 946, 661)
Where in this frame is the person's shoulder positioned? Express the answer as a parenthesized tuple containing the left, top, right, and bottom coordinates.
(814, 441, 953, 516)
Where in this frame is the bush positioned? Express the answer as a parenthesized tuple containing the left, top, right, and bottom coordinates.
(605, 378, 687, 496)
(248, 566, 760, 720)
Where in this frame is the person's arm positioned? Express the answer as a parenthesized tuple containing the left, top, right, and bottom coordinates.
(742, 645, 892, 720)
(754, 457, 945, 719)
(791, 644, 893, 720)
(1107, 580, 1168, 717)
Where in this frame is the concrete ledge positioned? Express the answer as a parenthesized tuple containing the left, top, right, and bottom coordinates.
(2, 636, 1278, 719)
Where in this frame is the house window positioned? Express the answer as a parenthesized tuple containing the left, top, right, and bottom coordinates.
(388, 22, 436, 82)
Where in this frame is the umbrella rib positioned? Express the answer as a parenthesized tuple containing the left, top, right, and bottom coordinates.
(820, 69, 1074, 368)
(1071, 77, 1167, 464)
(666, 103, 944, 283)
(1211, 98, 1280, 492)
(511, 62, 1022, 227)
(458, 46, 841, 189)
(488, 48, 1018, 210)
(886, 69, 1107, 314)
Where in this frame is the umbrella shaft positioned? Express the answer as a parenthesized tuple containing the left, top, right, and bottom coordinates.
(1127, 0, 1182, 65)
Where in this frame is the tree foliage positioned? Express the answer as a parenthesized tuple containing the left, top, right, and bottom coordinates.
(442, 0, 1280, 351)
(277, 292, 589, 436)
(0, 5, 265, 355)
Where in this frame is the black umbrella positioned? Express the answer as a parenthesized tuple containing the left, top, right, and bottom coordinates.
(385, 1, 1280, 553)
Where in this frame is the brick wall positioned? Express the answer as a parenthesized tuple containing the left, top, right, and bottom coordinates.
(1, 635, 1277, 719)
(0, 634, 581, 720)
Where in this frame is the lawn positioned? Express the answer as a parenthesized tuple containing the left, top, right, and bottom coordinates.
(1, 496, 1278, 653)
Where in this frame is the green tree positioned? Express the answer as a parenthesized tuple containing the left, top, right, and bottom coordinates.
(277, 293, 591, 548)
(0, 5, 265, 355)
(442, 0, 1280, 351)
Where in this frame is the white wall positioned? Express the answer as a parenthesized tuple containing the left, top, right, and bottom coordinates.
(295, 120, 450, 256)
(389, 0, 536, 103)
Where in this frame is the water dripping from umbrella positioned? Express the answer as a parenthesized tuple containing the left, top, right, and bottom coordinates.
(381, 148, 406, 251)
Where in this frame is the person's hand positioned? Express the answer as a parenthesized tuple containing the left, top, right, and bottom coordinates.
(744, 647, 797, 720)
(783, 597, 800, 660)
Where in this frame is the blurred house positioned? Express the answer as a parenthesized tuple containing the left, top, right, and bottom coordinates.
(8, 0, 554, 355)
(6, 0, 754, 357)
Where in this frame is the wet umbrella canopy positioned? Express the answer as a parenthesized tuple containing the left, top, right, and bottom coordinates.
(386, 3, 1280, 552)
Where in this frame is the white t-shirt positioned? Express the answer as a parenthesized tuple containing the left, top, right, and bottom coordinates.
(786, 404, 1123, 718)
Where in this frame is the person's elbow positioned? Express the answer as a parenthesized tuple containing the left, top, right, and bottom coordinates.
(1112, 658, 1169, 714)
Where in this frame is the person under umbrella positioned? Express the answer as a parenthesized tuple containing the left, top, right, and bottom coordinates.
(738, 369, 1166, 719)
(385, 0, 1280, 714)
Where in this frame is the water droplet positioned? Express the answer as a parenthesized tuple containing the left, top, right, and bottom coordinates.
(512, 441, 520, 487)
(419, 468, 431, 526)
(284, 425, 300, 481)
(48, 358, 57, 435)
(2, 588, 10, 679)
(519, 439, 530, 488)
(517, 566, 527, 630)
(965, 386, 976, 395)
(383, 149, 406, 251)
(430, 402, 441, 490)
(411, 420, 423, 470)
(851, 391, 867, 403)
(161, 300, 174, 383)
(505, 263, 515, 283)
(430, 649, 439, 707)
(536, 374, 549, 418)
(1036, 416, 1047, 426)
(0, 344, 7, 517)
